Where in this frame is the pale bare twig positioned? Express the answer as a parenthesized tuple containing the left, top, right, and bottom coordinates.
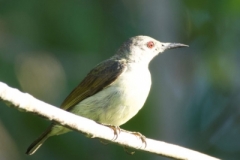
(0, 82, 220, 160)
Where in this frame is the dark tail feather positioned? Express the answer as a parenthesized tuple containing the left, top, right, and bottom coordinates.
(26, 125, 53, 155)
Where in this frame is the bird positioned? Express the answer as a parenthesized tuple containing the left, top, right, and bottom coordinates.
(26, 35, 188, 155)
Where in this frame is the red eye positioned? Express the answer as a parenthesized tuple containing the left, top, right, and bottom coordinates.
(147, 41, 154, 48)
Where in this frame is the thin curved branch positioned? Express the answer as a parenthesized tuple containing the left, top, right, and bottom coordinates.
(0, 82, 220, 160)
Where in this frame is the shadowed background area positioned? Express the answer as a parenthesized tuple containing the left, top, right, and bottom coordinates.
(0, 0, 240, 160)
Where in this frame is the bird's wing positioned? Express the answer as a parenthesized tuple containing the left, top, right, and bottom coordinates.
(60, 59, 127, 111)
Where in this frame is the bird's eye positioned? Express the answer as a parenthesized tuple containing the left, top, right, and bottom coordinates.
(147, 41, 154, 49)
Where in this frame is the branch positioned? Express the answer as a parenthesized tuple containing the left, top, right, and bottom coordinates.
(0, 81, 220, 160)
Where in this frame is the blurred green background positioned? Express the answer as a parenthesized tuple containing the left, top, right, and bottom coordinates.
(1, 0, 240, 160)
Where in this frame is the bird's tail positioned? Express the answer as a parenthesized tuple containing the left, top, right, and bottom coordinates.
(26, 125, 53, 155)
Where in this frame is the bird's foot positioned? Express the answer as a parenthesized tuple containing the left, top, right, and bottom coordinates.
(131, 131, 147, 148)
(122, 129, 147, 149)
(98, 125, 120, 145)
(104, 124, 121, 140)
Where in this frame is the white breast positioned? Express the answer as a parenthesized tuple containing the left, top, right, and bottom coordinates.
(99, 63, 151, 125)
(112, 63, 151, 110)
(72, 63, 152, 126)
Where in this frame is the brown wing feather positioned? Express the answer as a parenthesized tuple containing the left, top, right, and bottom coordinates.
(60, 59, 127, 111)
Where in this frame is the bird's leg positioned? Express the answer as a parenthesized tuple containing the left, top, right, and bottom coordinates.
(104, 124, 121, 140)
(121, 129, 147, 148)
(98, 124, 121, 145)
(131, 132, 147, 148)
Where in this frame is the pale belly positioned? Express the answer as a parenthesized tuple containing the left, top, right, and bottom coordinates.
(71, 65, 152, 126)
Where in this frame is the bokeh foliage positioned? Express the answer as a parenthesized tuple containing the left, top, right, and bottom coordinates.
(0, 0, 240, 160)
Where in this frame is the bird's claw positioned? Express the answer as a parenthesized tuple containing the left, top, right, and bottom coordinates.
(122, 131, 146, 155)
(131, 132, 147, 148)
(105, 125, 121, 140)
(120, 130, 147, 149)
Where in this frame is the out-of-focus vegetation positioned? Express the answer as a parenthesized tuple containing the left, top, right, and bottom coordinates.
(0, 0, 240, 160)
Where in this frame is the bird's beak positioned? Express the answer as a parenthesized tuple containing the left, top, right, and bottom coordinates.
(163, 43, 189, 50)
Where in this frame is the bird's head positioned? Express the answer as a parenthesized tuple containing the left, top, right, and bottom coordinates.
(116, 35, 188, 65)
